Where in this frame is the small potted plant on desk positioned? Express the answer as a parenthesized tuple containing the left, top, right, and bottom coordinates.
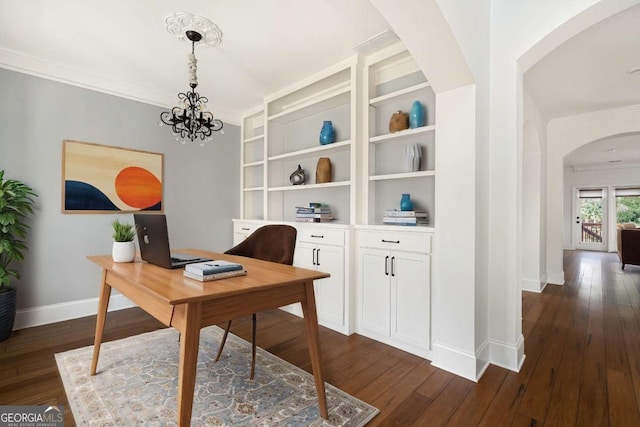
(111, 219, 136, 263)
(0, 170, 37, 341)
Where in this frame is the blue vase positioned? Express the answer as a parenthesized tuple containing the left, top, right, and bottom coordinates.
(400, 194, 413, 211)
(409, 101, 424, 128)
(319, 121, 335, 145)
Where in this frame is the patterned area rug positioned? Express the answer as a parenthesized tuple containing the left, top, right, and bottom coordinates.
(55, 326, 378, 426)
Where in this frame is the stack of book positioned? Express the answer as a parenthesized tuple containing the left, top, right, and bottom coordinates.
(295, 203, 334, 223)
(183, 260, 246, 282)
(383, 210, 429, 226)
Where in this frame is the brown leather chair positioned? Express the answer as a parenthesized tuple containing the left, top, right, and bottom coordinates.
(617, 223, 640, 270)
(215, 225, 297, 379)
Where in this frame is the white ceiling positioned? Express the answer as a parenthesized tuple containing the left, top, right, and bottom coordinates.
(0, 0, 391, 124)
(2, 1, 639, 168)
(524, 4, 640, 169)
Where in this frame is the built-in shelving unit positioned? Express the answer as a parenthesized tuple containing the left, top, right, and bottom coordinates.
(240, 105, 266, 220)
(363, 45, 437, 228)
(264, 57, 357, 224)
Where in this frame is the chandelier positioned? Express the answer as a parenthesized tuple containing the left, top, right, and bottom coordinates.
(160, 29, 223, 145)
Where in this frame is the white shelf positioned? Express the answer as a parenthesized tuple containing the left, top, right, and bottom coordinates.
(369, 82, 431, 107)
(268, 86, 350, 124)
(370, 125, 436, 144)
(243, 160, 264, 168)
(244, 134, 264, 143)
(268, 180, 351, 192)
(268, 140, 351, 161)
(243, 186, 264, 192)
(369, 171, 435, 181)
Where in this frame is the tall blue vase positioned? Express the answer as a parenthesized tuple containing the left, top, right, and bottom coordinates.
(319, 121, 335, 145)
(400, 194, 413, 211)
(409, 101, 425, 129)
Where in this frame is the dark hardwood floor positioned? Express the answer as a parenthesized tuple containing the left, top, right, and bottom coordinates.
(1, 250, 639, 426)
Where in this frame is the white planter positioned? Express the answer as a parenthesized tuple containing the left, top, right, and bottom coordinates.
(112, 241, 136, 262)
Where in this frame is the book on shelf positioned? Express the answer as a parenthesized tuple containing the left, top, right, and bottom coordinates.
(183, 269, 247, 282)
(295, 207, 332, 214)
(384, 210, 428, 218)
(185, 260, 244, 276)
(382, 216, 429, 225)
(295, 217, 334, 223)
(295, 213, 334, 219)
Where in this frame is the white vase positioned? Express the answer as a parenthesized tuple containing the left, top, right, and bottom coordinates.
(112, 241, 136, 262)
(405, 144, 422, 172)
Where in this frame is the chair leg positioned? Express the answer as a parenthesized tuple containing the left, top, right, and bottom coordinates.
(250, 313, 257, 380)
(215, 320, 232, 362)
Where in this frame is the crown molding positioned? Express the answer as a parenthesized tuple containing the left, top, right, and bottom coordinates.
(569, 159, 640, 172)
(0, 47, 240, 126)
(550, 103, 640, 124)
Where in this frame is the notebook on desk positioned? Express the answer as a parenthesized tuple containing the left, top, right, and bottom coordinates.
(133, 213, 211, 269)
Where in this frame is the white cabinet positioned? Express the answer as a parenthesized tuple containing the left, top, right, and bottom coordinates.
(231, 219, 265, 245)
(290, 227, 350, 334)
(357, 227, 432, 358)
(233, 220, 352, 335)
(235, 44, 436, 355)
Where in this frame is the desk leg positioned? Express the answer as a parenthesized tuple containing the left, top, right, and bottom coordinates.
(177, 302, 202, 427)
(301, 281, 328, 419)
(91, 269, 111, 376)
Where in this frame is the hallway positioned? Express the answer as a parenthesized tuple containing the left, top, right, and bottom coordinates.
(503, 250, 640, 425)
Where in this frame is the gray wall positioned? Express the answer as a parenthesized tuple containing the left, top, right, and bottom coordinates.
(0, 68, 240, 310)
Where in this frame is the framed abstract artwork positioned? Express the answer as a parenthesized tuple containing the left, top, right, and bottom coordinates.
(62, 140, 164, 213)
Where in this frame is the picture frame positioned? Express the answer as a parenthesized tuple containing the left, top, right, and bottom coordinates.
(62, 140, 164, 213)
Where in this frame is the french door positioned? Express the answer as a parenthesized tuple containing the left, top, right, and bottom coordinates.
(574, 187, 607, 251)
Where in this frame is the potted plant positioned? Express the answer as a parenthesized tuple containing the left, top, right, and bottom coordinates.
(0, 170, 37, 341)
(111, 218, 136, 262)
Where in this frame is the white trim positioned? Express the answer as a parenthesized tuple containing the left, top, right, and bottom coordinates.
(431, 341, 488, 382)
(546, 270, 565, 285)
(521, 277, 547, 293)
(0, 47, 241, 126)
(489, 334, 526, 372)
(13, 294, 137, 330)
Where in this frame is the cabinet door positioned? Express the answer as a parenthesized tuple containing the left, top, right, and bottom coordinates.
(314, 244, 345, 327)
(359, 247, 391, 336)
(391, 251, 430, 349)
(293, 241, 315, 270)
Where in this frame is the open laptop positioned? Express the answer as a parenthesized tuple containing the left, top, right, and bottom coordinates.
(133, 213, 211, 269)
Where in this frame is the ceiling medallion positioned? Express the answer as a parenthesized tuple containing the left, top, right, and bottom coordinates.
(165, 12, 222, 47)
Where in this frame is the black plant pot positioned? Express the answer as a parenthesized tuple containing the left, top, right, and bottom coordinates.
(0, 287, 17, 341)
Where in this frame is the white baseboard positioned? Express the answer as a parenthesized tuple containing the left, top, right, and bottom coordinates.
(521, 277, 547, 293)
(546, 270, 565, 285)
(431, 340, 490, 382)
(489, 334, 525, 372)
(13, 294, 138, 330)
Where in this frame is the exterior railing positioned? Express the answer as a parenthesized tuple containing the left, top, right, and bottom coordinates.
(582, 222, 602, 243)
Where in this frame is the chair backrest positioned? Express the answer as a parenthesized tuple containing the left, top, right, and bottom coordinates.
(224, 225, 297, 265)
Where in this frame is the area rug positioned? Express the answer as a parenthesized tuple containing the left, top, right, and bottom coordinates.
(55, 326, 378, 426)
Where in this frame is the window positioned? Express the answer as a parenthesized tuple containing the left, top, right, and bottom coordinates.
(615, 188, 640, 225)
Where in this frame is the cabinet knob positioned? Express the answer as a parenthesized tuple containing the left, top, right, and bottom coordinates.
(391, 256, 396, 277)
(241, 227, 250, 231)
(382, 239, 400, 244)
(385, 255, 389, 276)
(312, 248, 317, 266)
(316, 248, 320, 266)
(311, 234, 324, 239)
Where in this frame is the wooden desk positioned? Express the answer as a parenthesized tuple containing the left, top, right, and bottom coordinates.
(88, 249, 330, 426)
